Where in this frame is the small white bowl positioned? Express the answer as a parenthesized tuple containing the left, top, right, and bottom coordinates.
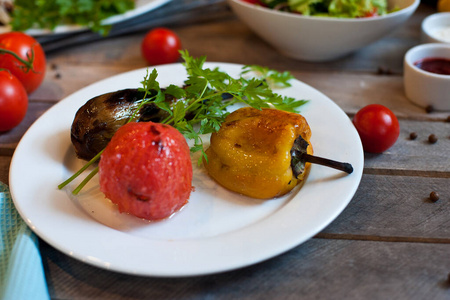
(404, 43, 450, 111)
(421, 12, 450, 44)
(228, 0, 419, 62)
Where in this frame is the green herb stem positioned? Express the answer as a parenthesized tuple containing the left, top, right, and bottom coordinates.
(187, 91, 225, 111)
(72, 167, 99, 195)
(57, 149, 104, 190)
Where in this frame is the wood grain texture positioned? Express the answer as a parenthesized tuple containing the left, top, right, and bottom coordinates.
(322, 174, 450, 239)
(364, 120, 450, 173)
(40, 238, 450, 300)
(0, 156, 11, 184)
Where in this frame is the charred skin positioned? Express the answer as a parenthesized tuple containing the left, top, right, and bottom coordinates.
(71, 89, 174, 161)
(203, 107, 313, 199)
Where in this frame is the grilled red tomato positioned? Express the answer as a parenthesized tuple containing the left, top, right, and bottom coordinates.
(99, 122, 193, 221)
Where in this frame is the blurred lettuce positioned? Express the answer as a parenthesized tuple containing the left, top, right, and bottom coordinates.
(10, 0, 135, 35)
(259, 0, 388, 17)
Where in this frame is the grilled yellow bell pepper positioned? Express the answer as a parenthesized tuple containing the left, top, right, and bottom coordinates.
(204, 107, 313, 199)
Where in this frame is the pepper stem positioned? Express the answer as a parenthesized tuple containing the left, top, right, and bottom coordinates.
(290, 135, 353, 178)
(301, 153, 353, 174)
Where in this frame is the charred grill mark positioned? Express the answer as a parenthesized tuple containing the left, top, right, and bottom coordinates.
(220, 163, 230, 170)
(225, 120, 238, 127)
(150, 125, 161, 136)
(104, 89, 147, 107)
(128, 188, 150, 202)
(139, 103, 161, 117)
(150, 125, 164, 152)
(138, 102, 170, 123)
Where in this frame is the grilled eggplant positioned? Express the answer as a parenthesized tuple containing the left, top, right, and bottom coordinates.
(71, 89, 174, 161)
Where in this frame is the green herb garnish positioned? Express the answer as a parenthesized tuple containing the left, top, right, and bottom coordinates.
(58, 50, 308, 194)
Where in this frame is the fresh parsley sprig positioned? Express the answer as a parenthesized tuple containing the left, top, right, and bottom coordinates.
(59, 50, 308, 194)
(139, 50, 308, 163)
(241, 65, 294, 89)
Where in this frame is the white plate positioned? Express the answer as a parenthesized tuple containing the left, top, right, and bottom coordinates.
(0, 0, 171, 35)
(9, 63, 364, 277)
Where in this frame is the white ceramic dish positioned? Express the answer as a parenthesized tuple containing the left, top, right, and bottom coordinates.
(9, 63, 364, 277)
(228, 0, 419, 62)
(0, 0, 171, 36)
(421, 12, 450, 44)
(404, 43, 450, 111)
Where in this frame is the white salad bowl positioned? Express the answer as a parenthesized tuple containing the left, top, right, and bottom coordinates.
(228, 0, 420, 62)
(404, 43, 450, 111)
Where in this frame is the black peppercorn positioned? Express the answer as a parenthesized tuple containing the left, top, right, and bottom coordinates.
(430, 191, 440, 202)
(376, 67, 393, 75)
(409, 132, 418, 140)
(428, 134, 438, 144)
(425, 105, 434, 113)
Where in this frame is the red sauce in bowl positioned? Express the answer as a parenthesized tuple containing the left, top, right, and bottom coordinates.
(414, 57, 450, 75)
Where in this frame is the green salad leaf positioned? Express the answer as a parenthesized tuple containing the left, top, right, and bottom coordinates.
(10, 0, 135, 35)
(260, 0, 388, 17)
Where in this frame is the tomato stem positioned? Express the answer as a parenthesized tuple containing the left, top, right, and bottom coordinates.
(0, 48, 36, 73)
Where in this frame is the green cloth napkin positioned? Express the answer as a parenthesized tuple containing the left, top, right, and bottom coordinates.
(0, 182, 49, 300)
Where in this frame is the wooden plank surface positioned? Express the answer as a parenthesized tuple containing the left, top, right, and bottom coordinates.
(0, 156, 11, 184)
(364, 120, 450, 173)
(322, 174, 450, 239)
(40, 238, 450, 300)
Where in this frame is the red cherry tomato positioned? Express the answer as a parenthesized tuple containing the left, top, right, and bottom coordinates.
(353, 104, 400, 153)
(141, 28, 182, 66)
(0, 32, 46, 94)
(0, 70, 28, 132)
(363, 8, 379, 17)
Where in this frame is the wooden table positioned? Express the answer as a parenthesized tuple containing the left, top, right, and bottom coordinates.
(1, 3, 450, 299)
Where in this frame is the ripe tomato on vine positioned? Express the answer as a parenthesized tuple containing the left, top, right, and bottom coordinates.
(0, 69, 28, 132)
(0, 32, 46, 94)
